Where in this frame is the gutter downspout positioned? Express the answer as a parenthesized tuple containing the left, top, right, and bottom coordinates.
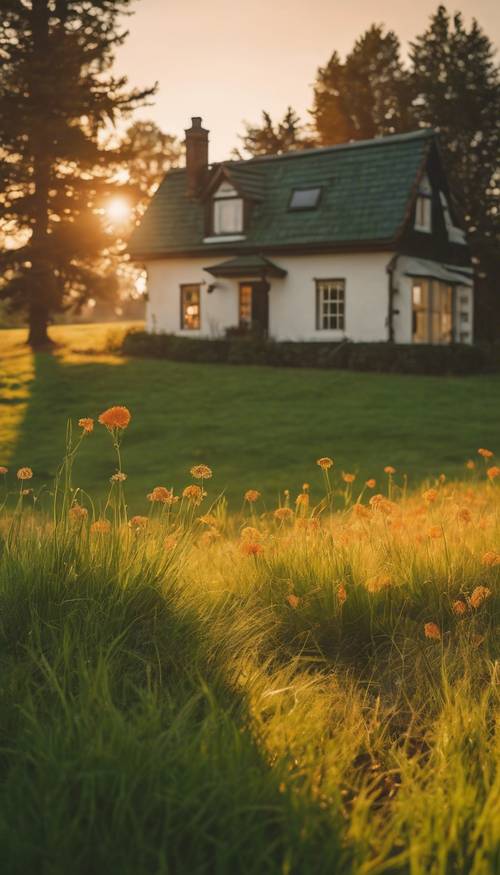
(386, 254, 399, 343)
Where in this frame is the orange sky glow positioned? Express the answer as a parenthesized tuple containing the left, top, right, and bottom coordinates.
(115, 0, 500, 161)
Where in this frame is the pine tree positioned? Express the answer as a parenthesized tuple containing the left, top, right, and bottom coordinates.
(409, 6, 500, 339)
(236, 107, 313, 158)
(121, 120, 183, 206)
(0, 0, 156, 346)
(311, 26, 410, 145)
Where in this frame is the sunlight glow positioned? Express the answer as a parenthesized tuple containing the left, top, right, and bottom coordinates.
(106, 196, 131, 224)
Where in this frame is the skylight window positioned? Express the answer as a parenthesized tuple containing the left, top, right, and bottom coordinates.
(289, 187, 321, 210)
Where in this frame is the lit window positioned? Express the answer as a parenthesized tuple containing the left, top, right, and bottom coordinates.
(213, 182, 243, 234)
(316, 280, 345, 331)
(239, 284, 252, 325)
(414, 175, 432, 233)
(290, 187, 321, 210)
(180, 284, 200, 330)
(411, 279, 452, 344)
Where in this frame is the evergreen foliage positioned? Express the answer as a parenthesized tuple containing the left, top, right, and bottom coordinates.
(0, 0, 156, 345)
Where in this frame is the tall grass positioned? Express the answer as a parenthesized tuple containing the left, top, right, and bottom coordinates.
(0, 412, 498, 874)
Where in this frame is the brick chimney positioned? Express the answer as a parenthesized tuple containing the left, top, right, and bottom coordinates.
(185, 117, 209, 197)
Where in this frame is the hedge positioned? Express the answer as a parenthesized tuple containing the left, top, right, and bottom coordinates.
(120, 330, 500, 376)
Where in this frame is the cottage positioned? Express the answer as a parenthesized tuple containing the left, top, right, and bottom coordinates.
(129, 117, 473, 345)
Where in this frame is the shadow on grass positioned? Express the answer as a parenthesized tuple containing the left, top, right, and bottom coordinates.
(0, 541, 346, 875)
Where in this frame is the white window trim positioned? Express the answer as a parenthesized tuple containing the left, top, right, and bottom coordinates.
(315, 279, 346, 332)
(203, 234, 246, 244)
(414, 174, 432, 233)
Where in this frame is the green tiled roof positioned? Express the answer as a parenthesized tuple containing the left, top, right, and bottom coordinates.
(129, 129, 434, 258)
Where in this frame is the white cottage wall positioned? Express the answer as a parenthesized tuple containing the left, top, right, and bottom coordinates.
(145, 251, 394, 342)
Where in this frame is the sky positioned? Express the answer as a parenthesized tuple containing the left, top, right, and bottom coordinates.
(115, 0, 500, 161)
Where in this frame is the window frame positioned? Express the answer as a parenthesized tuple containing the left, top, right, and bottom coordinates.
(414, 174, 432, 233)
(315, 279, 345, 332)
(411, 278, 454, 344)
(212, 181, 244, 235)
(288, 186, 323, 212)
(180, 283, 201, 331)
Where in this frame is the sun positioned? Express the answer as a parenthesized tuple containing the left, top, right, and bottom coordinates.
(106, 196, 130, 224)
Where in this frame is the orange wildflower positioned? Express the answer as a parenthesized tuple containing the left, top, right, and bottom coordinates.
(422, 488, 438, 504)
(428, 525, 444, 539)
(17, 467, 33, 480)
(316, 457, 333, 470)
(90, 519, 111, 534)
(147, 486, 177, 504)
(487, 466, 500, 480)
(241, 541, 264, 556)
(365, 478, 376, 489)
(241, 526, 262, 541)
(295, 492, 309, 508)
(274, 507, 294, 522)
(98, 406, 131, 430)
(337, 583, 347, 606)
(110, 471, 127, 482)
(457, 507, 472, 524)
(342, 472, 356, 483)
(452, 600, 467, 616)
(465, 459, 476, 470)
(190, 464, 213, 480)
(130, 515, 148, 528)
(69, 504, 88, 521)
(478, 448, 493, 458)
(302, 483, 310, 492)
(287, 593, 300, 609)
(295, 517, 320, 531)
(369, 494, 394, 514)
(469, 586, 491, 609)
(481, 550, 500, 567)
(366, 574, 391, 593)
(244, 489, 261, 503)
(0, 466, 8, 475)
(199, 513, 218, 527)
(384, 466, 396, 475)
(182, 484, 205, 505)
(353, 503, 370, 519)
(78, 417, 94, 433)
(424, 622, 441, 640)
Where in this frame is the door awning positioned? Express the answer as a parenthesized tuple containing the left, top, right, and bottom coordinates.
(204, 254, 287, 278)
(402, 256, 473, 286)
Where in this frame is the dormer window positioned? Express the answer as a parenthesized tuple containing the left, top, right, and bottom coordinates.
(213, 181, 243, 234)
(289, 187, 321, 210)
(414, 174, 432, 233)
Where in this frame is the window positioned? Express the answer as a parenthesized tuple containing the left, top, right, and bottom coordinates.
(239, 284, 252, 325)
(289, 187, 322, 210)
(316, 280, 345, 331)
(411, 279, 453, 344)
(180, 284, 200, 330)
(414, 174, 432, 233)
(213, 181, 243, 234)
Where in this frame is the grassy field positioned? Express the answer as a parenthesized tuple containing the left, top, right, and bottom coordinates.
(1, 323, 500, 512)
(0, 420, 498, 873)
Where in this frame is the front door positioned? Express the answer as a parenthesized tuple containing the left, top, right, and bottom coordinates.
(239, 281, 269, 334)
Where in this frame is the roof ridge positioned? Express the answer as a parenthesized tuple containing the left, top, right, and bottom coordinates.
(220, 128, 436, 169)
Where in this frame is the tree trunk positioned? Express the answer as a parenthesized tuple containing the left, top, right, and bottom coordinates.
(27, 302, 51, 347)
(28, 0, 52, 349)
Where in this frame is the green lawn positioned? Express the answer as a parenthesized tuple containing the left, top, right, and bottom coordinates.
(1, 323, 498, 509)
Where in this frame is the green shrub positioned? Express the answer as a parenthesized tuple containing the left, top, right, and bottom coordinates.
(121, 330, 497, 376)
